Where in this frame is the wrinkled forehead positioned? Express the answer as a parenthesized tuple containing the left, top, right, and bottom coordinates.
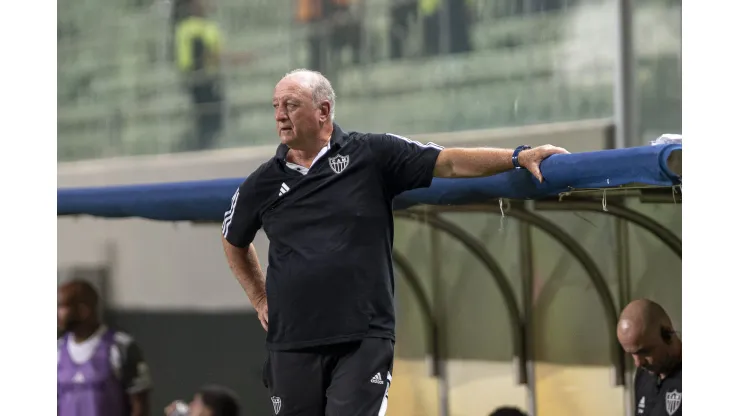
(274, 77, 312, 101)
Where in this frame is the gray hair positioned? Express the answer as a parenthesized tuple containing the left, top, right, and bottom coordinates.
(283, 69, 336, 120)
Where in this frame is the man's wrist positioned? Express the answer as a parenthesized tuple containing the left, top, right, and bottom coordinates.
(251, 292, 267, 308)
(512, 145, 532, 169)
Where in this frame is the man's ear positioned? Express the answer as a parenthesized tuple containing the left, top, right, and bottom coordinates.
(318, 101, 331, 123)
(660, 327, 674, 344)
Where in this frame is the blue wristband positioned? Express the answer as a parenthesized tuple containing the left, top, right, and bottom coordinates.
(512, 145, 531, 169)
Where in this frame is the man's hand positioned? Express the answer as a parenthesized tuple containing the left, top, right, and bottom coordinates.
(255, 296, 269, 331)
(517, 144, 570, 182)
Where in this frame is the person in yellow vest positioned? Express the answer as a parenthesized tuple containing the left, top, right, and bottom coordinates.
(174, 0, 252, 151)
(174, 0, 225, 151)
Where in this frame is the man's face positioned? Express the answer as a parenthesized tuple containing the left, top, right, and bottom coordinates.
(188, 394, 212, 416)
(272, 77, 328, 148)
(618, 328, 672, 374)
(57, 288, 81, 333)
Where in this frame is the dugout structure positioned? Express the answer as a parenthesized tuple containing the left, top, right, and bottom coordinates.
(58, 121, 682, 416)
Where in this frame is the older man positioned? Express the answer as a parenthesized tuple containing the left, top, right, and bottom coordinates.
(617, 299, 682, 416)
(221, 68, 568, 416)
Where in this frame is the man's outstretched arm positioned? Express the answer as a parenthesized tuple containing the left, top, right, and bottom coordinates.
(222, 238, 269, 331)
(433, 145, 569, 182)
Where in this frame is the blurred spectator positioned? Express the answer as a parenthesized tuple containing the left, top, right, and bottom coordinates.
(174, 0, 226, 151)
(58, 279, 152, 416)
(419, 0, 471, 56)
(389, 0, 417, 59)
(330, 0, 362, 67)
(296, 0, 361, 76)
(490, 406, 527, 416)
(296, 0, 324, 72)
(164, 384, 241, 416)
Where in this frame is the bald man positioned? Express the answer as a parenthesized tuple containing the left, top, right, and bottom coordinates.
(221, 68, 568, 415)
(617, 299, 681, 416)
(57, 279, 152, 416)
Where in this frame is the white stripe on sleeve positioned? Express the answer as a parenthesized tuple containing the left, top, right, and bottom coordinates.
(222, 188, 239, 238)
(385, 133, 444, 150)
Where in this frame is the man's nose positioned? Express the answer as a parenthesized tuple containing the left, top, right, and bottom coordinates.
(275, 106, 288, 121)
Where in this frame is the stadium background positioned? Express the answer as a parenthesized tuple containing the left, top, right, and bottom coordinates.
(57, 0, 681, 415)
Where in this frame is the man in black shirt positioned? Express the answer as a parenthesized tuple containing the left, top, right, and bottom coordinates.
(618, 299, 682, 416)
(221, 68, 568, 416)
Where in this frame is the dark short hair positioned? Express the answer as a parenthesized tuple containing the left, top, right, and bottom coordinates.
(490, 406, 527, 416)
(197, 385, 240, 416)
(61, 279, 100, 310)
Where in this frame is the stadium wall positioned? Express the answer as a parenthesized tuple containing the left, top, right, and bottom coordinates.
(57, 120, 682, 416)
